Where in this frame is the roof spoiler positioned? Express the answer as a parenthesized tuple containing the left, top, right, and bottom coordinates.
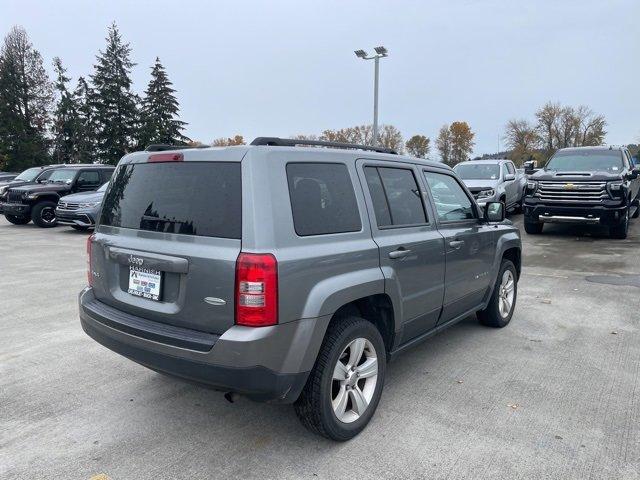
(250, 137, 397, 155)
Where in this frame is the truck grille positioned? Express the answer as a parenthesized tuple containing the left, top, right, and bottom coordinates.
(535, 181, 608, 203)
(57, 201, 80, 210)
(7, 192, 23, 204)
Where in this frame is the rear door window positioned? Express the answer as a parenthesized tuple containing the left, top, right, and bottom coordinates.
(286, 163, 361, 236)
(101, 162, 242, 238)
(363, 166, 427, 227)
(77, 170, 101, 187)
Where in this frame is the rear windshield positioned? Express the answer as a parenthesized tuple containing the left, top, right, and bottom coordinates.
(100, 162, 242, 239)
(545, 151, 623, 172)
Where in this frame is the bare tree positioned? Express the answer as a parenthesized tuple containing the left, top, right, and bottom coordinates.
(405, 134, 430, 158)
(574, 105, 606, 146)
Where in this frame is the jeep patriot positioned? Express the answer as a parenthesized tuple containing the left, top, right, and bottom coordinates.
(79, 138, 522, 440)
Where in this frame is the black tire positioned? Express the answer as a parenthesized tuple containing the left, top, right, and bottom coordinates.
(524, 220, 543, 234)
(632, 202, 639, 219)
(4, 214, 30, 225)
(477, 259, 517, 328)
(610, 209, 629, 239)
(71, 225, 90, 231)
(31, 201, 58, 228)
(294, 316, 386, 441)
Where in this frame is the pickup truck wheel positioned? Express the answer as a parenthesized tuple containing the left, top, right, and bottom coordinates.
(32, 201, 58, 228)
(478, 259, 517, 328)
(294, 316, 386, 441)
(610, 210, 629, 239)
(4, 214, 30, 225)
(524, 220, 543, 234)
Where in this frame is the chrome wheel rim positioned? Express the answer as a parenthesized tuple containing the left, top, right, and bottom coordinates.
(331, 337, 378, 423)
(498, 270, 515, 318)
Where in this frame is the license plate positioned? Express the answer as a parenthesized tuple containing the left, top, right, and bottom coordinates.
(128, 266, 162, 301)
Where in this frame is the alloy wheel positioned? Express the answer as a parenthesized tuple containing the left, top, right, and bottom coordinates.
(498, 270, 515, 318)
(331, 337, 378, 423)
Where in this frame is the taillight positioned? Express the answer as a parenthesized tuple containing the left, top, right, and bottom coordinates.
(235, 253, 278, 327)
(148, 152, 184, 163)
(86, 233, 95, 286)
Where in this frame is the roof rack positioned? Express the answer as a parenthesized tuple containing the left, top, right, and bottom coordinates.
(250, 137, 398, 155)
(145, 144, 208, 152)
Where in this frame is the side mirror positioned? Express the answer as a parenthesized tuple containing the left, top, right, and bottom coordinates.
(628, 167, 640, 180)
(523, 161, 535, 175)
(504, 174, 516, 181)
(484, 202, 505, 222)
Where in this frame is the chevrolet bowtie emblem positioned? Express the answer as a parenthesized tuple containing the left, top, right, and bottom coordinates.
(564, 183, 576, 190)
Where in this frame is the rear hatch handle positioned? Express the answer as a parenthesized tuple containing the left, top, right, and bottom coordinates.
(107, 246, 189, 274)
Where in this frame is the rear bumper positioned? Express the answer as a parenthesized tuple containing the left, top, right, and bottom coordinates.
(523, 201, 628, 226)
(2, 202, 31, 217)
(55, 208, 95, 227)
(79, 288, 329, 403)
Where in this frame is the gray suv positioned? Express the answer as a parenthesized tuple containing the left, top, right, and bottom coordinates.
(79, 138, 521, 440)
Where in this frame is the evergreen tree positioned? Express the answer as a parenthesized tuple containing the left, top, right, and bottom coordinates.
(51, 57, 79, 163)
(0, 26, 52, 171)
(139, 57, 189, 147)
(90, 23, 138, 164)
(72, 76, 97, 163)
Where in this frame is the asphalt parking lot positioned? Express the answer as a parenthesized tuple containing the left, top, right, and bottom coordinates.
(2, 214, 639, 480)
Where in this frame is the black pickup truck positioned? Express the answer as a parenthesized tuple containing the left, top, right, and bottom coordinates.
(3, 165, 115, 227)
(523, 146, 640, 239)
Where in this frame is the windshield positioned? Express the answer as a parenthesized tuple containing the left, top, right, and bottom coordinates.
(454, 163, 500, 180)
(14, 167, 42, 182)
(546, 151, 623, 172)
(47, 169, 77, 184)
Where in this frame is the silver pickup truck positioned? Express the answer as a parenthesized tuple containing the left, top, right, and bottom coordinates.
(454, 159, 527, 212)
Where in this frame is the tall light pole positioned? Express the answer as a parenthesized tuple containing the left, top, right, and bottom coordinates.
(355, 46, 388, 147)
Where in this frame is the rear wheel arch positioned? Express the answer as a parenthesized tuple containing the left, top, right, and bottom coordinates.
(329, 294, 396, 355)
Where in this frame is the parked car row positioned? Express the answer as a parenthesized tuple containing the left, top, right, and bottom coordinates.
(452, 146, 640, 239)
(0, 164, 113, 228)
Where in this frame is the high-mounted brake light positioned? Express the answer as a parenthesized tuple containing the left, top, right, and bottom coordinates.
(86, 233, 96, 286)
(235, 253, 278, 327)
(148, 152, 184, 163)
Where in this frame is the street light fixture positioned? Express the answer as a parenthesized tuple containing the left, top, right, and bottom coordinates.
(354, 46, 388, 146)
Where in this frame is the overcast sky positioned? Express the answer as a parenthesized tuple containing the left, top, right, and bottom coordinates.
(2, 0, 639, 156)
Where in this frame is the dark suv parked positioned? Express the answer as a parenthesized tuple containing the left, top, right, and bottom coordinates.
(3, 165, 114, 227)
(79, 138, 521, 440)
(0, 165, 66, 215)
(523, 146, 640, 238)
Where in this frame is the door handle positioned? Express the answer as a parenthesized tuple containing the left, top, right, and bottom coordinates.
(448, 240, 465, 249)
(388, 248, 411, 259)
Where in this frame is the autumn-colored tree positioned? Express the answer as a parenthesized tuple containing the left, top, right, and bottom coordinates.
(405, 134, 430, 158)
(212, 135, 245, 146)
(449, 121, 475, 165)
(377, 125, 404, 153)
(504, 119, 540, 165)
(319, 124, 402, 151)
(435, 125, 452, 165)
